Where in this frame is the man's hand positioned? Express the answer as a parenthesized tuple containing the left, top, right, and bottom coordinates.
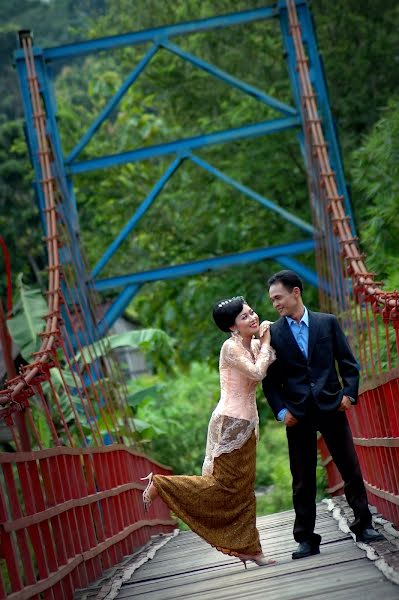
(284, 410, 298, 427)
(338, 395, 352, 411)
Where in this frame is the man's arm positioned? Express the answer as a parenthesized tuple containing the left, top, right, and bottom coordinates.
(332, 316, 360, 403)
(262, 358, 287, 420)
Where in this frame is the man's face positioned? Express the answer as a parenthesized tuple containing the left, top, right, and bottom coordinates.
(269, 282, 301, 318)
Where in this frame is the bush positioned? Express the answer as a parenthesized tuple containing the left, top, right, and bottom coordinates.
(137, 362, 219, 474)
(256, 421, 327, 516)
(256, 421, 292, 515)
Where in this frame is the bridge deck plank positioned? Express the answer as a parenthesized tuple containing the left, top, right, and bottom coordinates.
(114, 503, 398, 599)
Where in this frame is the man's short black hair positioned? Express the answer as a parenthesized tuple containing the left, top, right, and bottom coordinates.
(267, 270, 303, 293)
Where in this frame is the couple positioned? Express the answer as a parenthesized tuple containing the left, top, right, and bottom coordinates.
(141, 270, 383, 567)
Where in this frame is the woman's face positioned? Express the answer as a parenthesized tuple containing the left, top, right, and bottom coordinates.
(232, 304, 259, 337)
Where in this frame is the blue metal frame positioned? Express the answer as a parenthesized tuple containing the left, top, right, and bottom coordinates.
(16, 1, 351, 338)
(16, 7, 278, 62)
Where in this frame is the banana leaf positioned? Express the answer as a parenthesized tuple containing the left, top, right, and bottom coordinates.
(7, 274, 47, 361)
(75, 328, 174, 365)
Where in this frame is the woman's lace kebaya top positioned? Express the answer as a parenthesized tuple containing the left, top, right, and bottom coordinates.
(202, 334, 276, 475)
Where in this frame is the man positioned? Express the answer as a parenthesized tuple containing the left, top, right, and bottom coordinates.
(262, 270, 383, 560)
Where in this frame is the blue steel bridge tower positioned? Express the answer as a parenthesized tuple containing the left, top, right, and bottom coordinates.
(15, 1, 352, 343)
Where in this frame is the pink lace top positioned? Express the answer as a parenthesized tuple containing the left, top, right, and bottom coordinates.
(202, 335, 276, 475)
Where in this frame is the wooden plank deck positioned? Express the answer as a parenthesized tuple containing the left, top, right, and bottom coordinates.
(106, 503, 398, 600)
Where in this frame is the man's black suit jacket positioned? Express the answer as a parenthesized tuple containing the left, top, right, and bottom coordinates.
(262, 310, 360, 420)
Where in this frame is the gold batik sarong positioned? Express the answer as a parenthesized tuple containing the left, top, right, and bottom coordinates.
(153, 432, 261, 557)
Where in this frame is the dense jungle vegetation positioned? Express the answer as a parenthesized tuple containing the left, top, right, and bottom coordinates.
(1, 0, 398, 514)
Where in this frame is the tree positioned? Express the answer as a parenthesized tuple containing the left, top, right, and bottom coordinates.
(350, 100, 399, 288)
(312, 0, 399, 147)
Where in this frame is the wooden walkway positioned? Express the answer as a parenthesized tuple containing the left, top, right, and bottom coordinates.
(76, 501, 399, 600)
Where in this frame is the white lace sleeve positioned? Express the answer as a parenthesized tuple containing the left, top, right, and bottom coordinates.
(222, 341, 276, 381)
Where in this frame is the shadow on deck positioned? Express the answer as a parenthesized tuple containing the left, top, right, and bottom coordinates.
(76, 501, 399, 600)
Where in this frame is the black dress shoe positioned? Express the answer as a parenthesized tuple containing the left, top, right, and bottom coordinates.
(292, 540, 320, 560)
(356, 527, 384, 543)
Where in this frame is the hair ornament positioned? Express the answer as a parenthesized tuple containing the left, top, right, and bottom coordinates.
(217, 295, 245, 308)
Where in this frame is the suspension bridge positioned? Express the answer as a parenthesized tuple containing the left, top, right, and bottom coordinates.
(0, 1, 398, 598)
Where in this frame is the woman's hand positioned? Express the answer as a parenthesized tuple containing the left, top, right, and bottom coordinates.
(259, 320, 273, 343)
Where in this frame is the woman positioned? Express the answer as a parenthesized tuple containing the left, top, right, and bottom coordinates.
(141, 296, 276, 567)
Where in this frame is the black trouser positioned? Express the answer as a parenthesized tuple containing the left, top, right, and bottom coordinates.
(286, 407, 371, 543)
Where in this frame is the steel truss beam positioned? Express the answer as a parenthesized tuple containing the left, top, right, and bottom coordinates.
(67, 116, 301, 174)
(16, 7, 278, 62)
(95, 240, 321, 333)
(94, 239, 316, 290)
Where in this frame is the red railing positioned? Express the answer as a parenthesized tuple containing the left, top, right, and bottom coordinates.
(0, 447, 174, 600)
(287, 0, 399, 525)
(0, 33, 175, 600)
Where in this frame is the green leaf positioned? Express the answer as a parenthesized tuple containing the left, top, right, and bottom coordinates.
(126, 384, 161, 408)
(130, 417, 163, 436)
(7, 274, 47, 361)
(49, 366, 78, 390)
(75, 328, 173, 364)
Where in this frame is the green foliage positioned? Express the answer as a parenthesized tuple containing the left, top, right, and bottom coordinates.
(4, 276, 174, 448)
(255, 421, 327, 516)
(56, 324, 175, 446)
(350, 100, 399, 288)
(311, 1, 399, 291)
(0, 119, 44, 297)
(311, 1, 399, 144)
(255, 422, 292, 515)
(0, 1, 102, 300)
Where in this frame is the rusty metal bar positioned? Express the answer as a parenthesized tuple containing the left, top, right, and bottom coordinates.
(286, 0, 399, 526)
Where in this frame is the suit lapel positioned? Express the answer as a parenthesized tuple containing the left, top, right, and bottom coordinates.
(307, 310, 320, 362)
(273, 317, 306, 362)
